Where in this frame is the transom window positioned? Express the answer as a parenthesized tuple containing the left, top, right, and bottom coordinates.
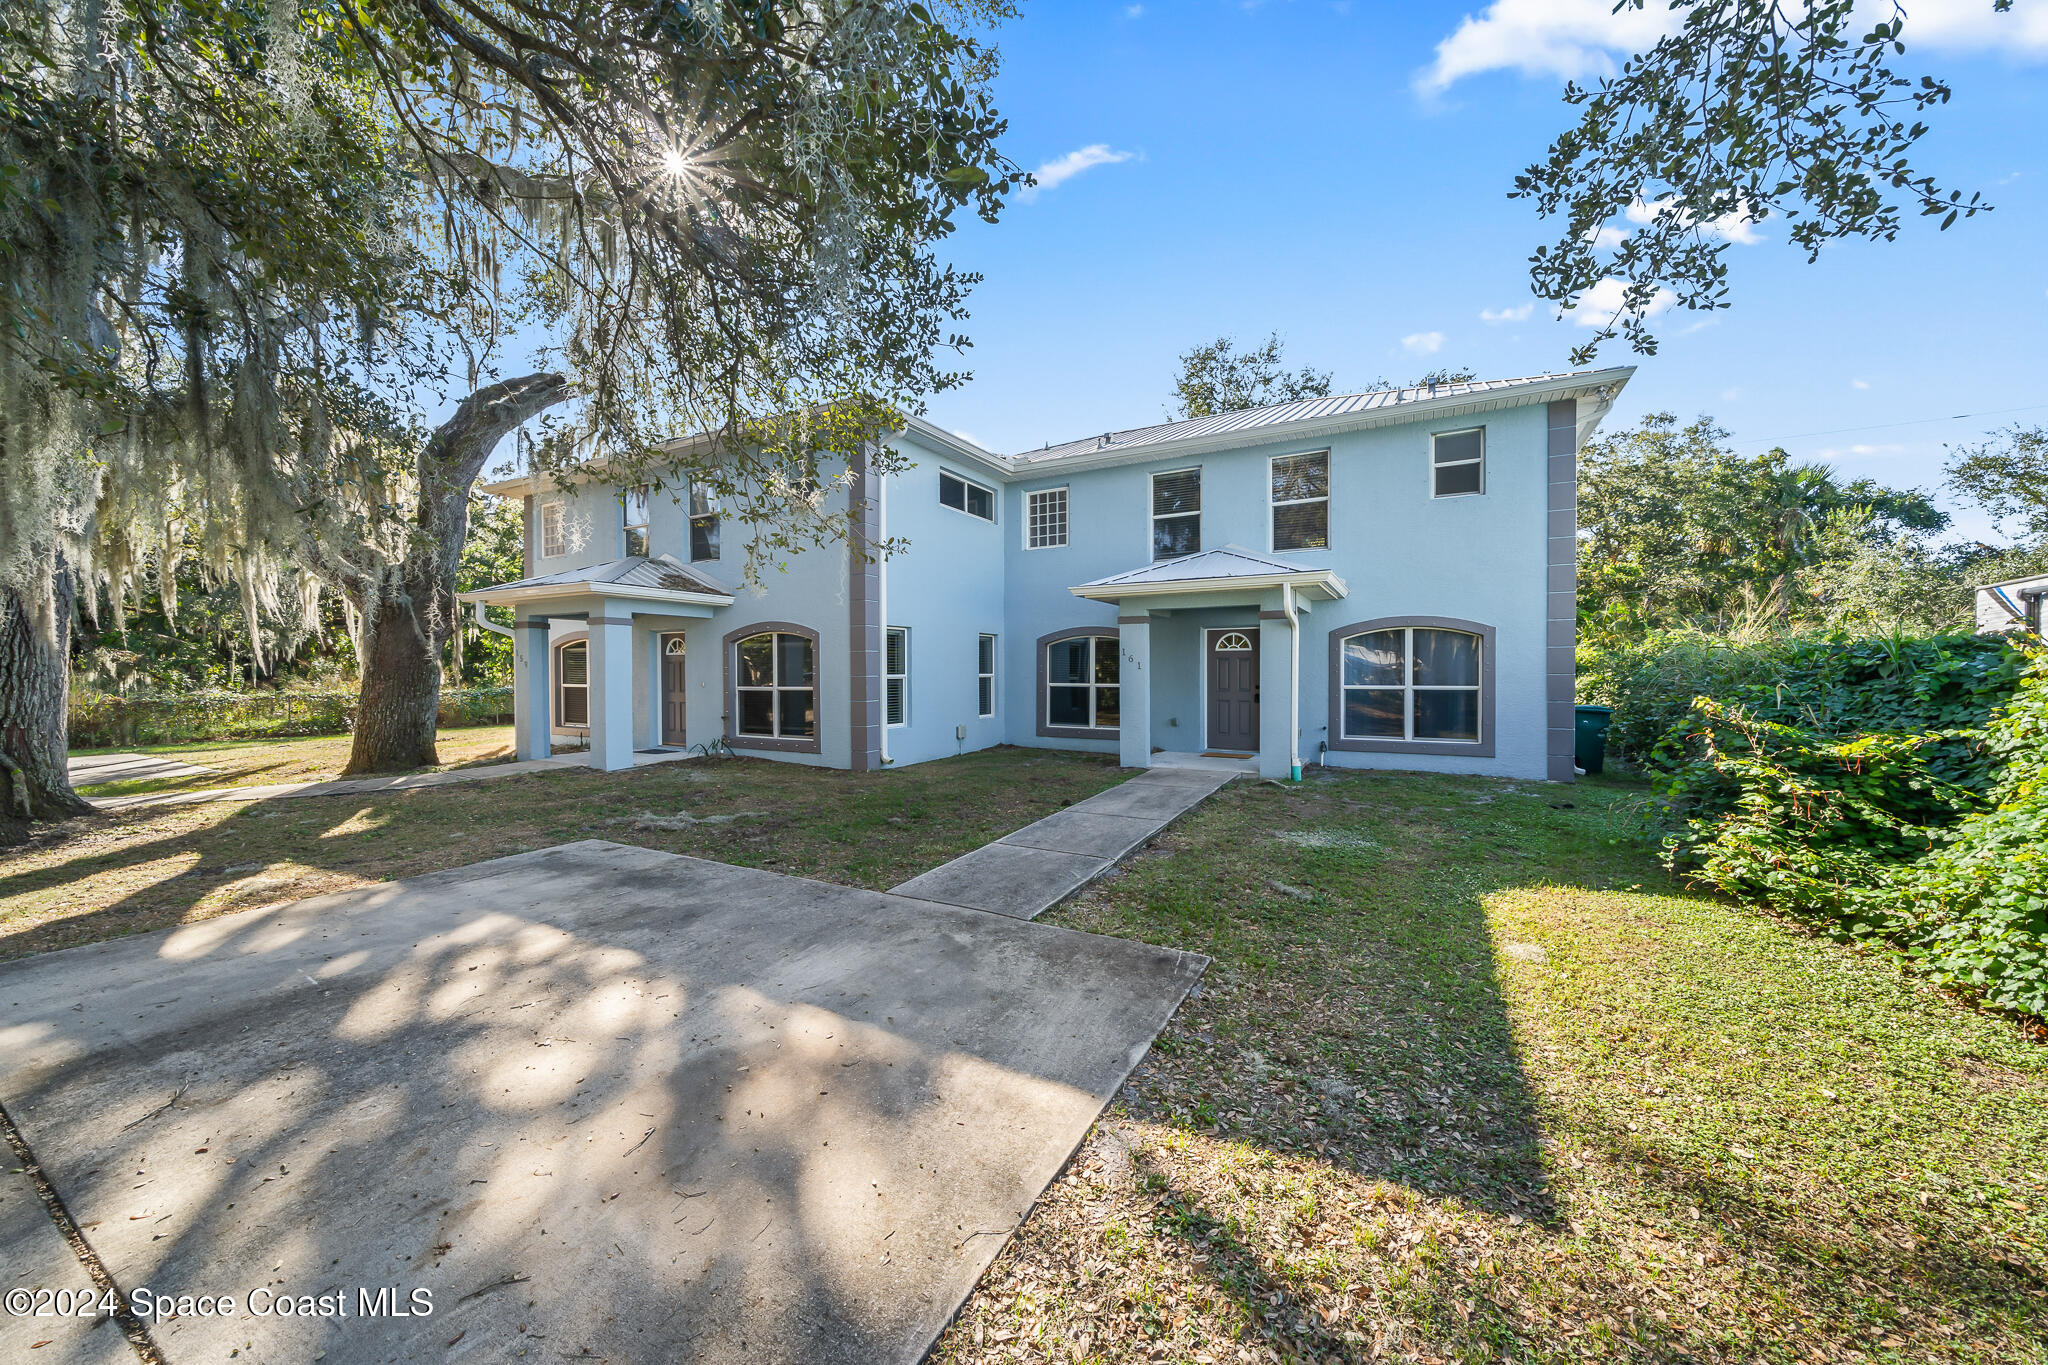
(977, 634, 997, 717)
(556, 639, 588, 727)
(1270, 452, 1329, 551)
(734, 632, 816, 740)
(689, 482, 720, 561)
(1340, 627, 1481, 742)
(1047, 636, 1120, 730)
(1152, 469, 1201, 560)
(622, 485, 650, 557)
(885, 627, 909, 726)
(1214, 631, 1253, 652)
(1026, 488, 1068, 549)
(664, 636, 685, 657)
(1432, 428, 1485, 498)
(541, 501, 566, 558)
(940, 469, 995, 521)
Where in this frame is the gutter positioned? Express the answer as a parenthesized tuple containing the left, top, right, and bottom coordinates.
(471, 601, 513, 638)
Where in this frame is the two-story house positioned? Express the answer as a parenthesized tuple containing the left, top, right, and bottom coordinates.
(462, 367, 1632, 782)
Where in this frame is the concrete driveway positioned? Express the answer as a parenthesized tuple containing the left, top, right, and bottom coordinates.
(0, 841, 1205, 1364)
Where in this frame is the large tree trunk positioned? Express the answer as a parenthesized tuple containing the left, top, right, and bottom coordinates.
(0, 564, 94, 845)
(342, 373, 572, 774)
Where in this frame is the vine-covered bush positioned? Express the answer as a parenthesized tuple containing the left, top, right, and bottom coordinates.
(70, 687, 513, 749)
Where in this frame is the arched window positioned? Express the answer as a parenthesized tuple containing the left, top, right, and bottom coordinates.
(1328, 618, 1494, 755)
(1213, 631, 1254, 652)
(1039, 630, 1120, 736)
(722, 623, 821, 752)
(556, 639, 589, 727)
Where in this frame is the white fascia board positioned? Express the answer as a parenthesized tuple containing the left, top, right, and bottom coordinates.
(894, 417, 1016, 480)
(1071, 570, 1348, 602)
(1018, 369, 1636, 478)
(1978, 572, 2048, 592)
(458, 581, 733, 609)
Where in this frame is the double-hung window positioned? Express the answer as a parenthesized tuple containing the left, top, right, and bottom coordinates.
(622, 485, 650, 557)
(734, 632, 816, 740)
(940, 469, 995, 521)
(1026, 488, 1068, 549)
(1432, 428, 1485, 497)
(1046, 636, 1120, 730)
(556, 639, 588, 727)
(540, 501, 566, 558)
(1339, 627, 1482, 742)
(1270, 452, 1329, 551)
(885, 627, 909, 726)
(977, 635, 997, 717)
(1151, 469, 1201, 560)
(689, 482, 720, 561)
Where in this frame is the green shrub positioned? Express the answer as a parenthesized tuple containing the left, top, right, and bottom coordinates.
(70, 686, 513, 749)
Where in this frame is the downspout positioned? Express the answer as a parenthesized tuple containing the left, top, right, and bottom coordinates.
(472, 601, 514, 638)
(1282, 582, 1302, 782)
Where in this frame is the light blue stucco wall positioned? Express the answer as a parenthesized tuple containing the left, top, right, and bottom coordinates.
(872, 432, 1010, 766)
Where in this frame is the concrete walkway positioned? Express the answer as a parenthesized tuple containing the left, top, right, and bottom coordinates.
(0, 841, 1205, 1365)
(890, 765, 1235, 919)
(66, 751, 216, 789)
(84, 747, 692, 813)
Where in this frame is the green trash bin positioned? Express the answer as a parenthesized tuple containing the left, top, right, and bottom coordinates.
(1574, 705, 1614, 776)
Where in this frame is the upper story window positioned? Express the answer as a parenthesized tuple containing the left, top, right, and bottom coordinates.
(689, 482, 720, 562)
(885, 627, 909, 726)
(940, 469, 995, 521)
(734, 631, 815, 740)
(1270, 452, 1329, 551)
(540, 501, 566, 558)
(1152, 468, 1201, 560)
(1340, 626, 1482, 742)
(1432, 428, 1485, 498)
(622, 485, 650, 557)
(1026, 488, 1068, 549)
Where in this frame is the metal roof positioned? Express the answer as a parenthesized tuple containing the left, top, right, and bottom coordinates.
(460, 555, 735, 601)
(1071, 546, 1348, 601)
(1015, 371, 1624, 465)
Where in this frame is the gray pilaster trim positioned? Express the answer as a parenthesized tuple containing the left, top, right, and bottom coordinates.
(513, 619, 551, 631)
(1115, 615, 1152, 626)
(521, 495, 536, 579)
(1326, 615, 1497, 759)
(1036, 626, 1121, 741)
(722, 620, 825, 755)
(847, 443, 883, 772)
(1546, 398, 1580, 783)
(587, 616, 634, 627)
(1257, 610, 1288, 620)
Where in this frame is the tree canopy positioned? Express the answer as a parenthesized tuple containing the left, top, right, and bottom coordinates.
(1170, 333, 1333, 420)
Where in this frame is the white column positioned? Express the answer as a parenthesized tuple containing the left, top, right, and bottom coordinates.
(587, 607, 635, 772)
(1257, 596, 1295, 781)
(1116, 608, 1151, 769)
(513, 618, 552, 761)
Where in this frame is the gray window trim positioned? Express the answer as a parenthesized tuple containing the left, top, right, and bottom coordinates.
(1036, 626, 1120, 741)
(1431, 426, 1486, 499)
(722, 621, 823, 754)
(553, 631, 590, 733)
(1327, 615, 1496, 758)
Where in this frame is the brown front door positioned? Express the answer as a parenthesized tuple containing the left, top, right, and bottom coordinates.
(1206, 628, 1259, 752)
(661, 636, 687, 746)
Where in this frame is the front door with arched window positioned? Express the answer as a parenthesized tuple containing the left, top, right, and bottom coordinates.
(660, 635, 687, 746)
(1206, 628, 1260, 752)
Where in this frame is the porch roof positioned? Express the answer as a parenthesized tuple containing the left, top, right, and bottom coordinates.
(1069, 546, 1348, 603)
(458, 555, 736, 608)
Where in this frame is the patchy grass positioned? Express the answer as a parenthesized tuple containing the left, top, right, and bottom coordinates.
(937, 771, 2048, 1365)
(65, 725, 521, 798)
(0, 746, 1124, 960)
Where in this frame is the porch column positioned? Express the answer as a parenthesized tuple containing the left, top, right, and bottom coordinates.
(587, 606, 635, 772)
(1116, 607, 1152, 769)
(513, 618, 553, 761)
(1257, 591, 1298, 781)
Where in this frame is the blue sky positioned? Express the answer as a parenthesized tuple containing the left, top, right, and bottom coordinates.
(921, 0, 2048, 544)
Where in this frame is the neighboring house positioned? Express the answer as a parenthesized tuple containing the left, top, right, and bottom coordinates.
(1976, 572, 2048, 637)
(463, 367, 1633, 782)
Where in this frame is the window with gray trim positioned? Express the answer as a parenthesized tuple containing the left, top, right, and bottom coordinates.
(556, 639, 588, 727)
(689, 482, 720, 561)
(1432, 428, 1485, 497)
(622, 485, 650, 556)
(1339, 627, 1481, 741)
(940, 469, 995, 520)
(885, 627, 909, 726)
(977, 634, 996, 717)
(734, 631, 816, 739)
(1270, 452, 1328, 550)
(1047, 635, 1120, 729)
(1152, 468, 1200, 560)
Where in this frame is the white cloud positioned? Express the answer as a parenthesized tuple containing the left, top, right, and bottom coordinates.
(1401, 330, 1446, 355)
(1558, 277, 1677, 330)
(1420, 0, 2048, 95)
(1480, 303, 1534, 325)
(1583, 225, 1628, 249)
(1625, 196, 1766, 245)
(1851, 378, 1870, 390)
(1124, 3, 1143, 16)
(1021, 145, 1134, 201)
(1720, 387, 1743, 403)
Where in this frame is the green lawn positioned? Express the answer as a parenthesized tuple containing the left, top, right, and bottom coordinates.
(66, 725, 521, 799)
(936, 771, 2048, 1365)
